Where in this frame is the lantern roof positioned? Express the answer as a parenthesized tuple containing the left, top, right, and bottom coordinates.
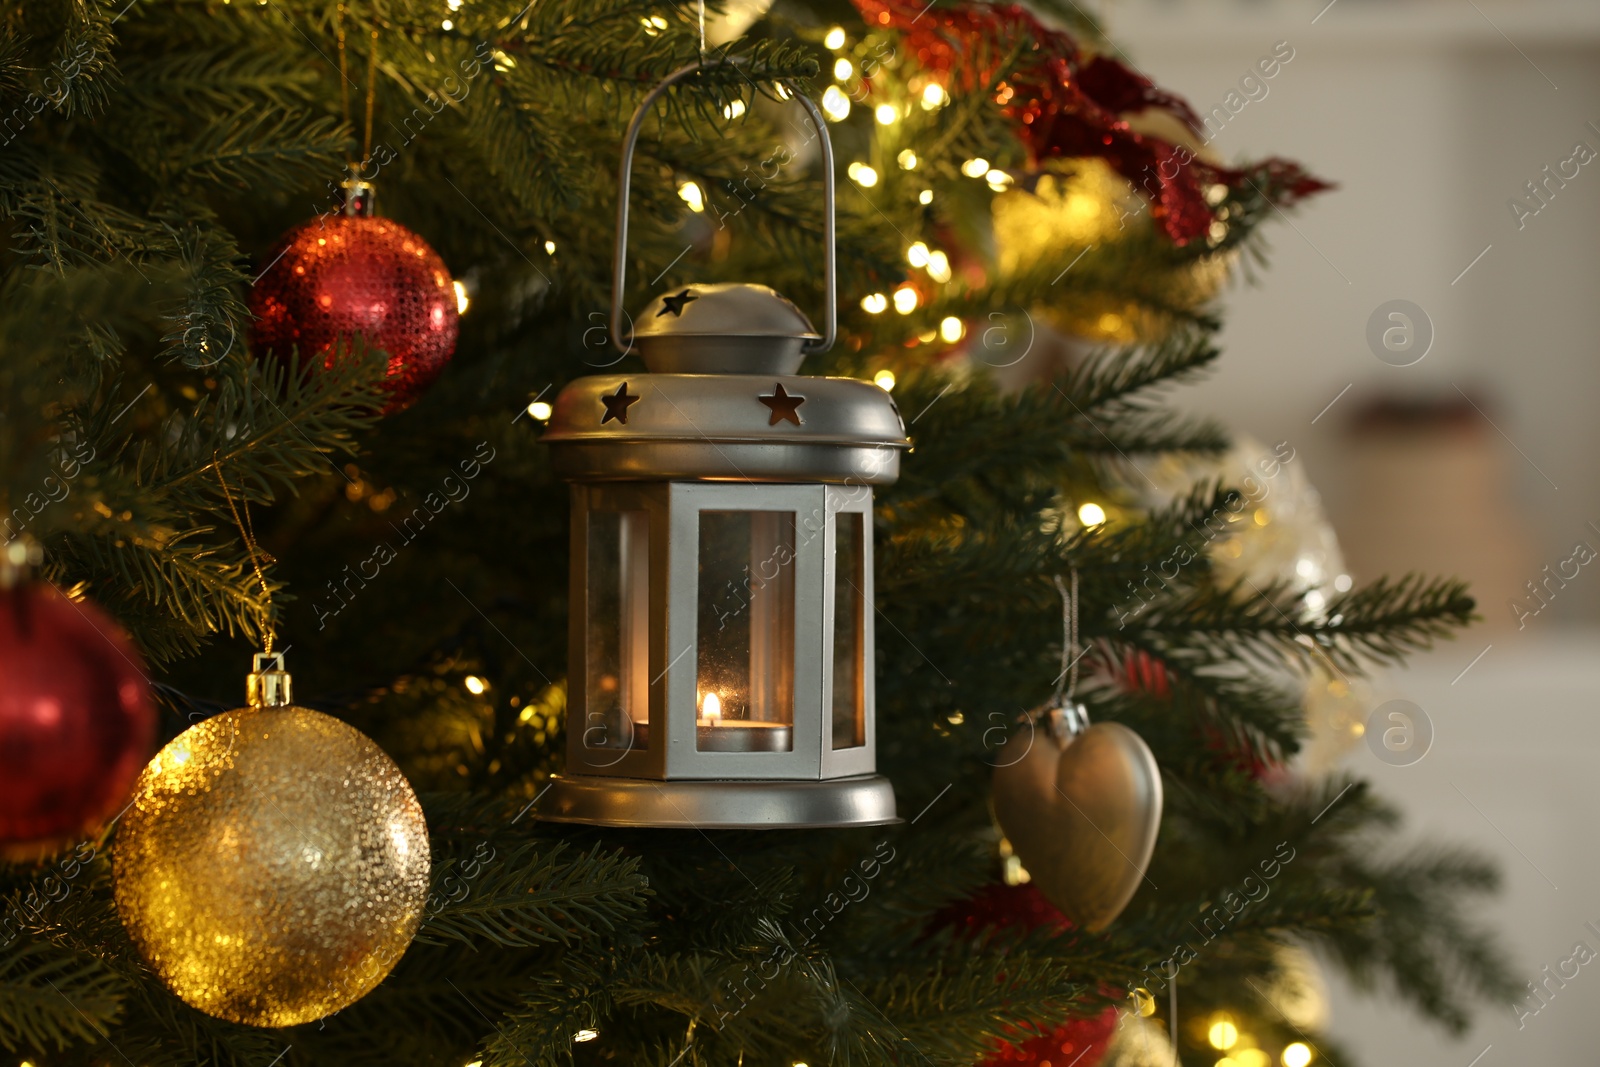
(631, 282, 818, 375)
(542, 284, 909, 485)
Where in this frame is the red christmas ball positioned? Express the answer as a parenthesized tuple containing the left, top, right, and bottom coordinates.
(250, 215, 459, 410)
(0, 584, 156, 854)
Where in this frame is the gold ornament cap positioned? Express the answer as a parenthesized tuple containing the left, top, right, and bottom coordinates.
(246, 651, 293, 708)
(340, 177, 376, 217)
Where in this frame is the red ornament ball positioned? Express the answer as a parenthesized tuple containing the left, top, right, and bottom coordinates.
(0, 583, 156, 855)
(250, 215, 459, 410)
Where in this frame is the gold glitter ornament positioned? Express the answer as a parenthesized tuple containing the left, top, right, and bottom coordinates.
(114, 653, 430, 1028)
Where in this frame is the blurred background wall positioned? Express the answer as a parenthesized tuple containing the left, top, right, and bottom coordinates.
(1113, 0, 1600, 627)
(1105, 0, 1600, 1062)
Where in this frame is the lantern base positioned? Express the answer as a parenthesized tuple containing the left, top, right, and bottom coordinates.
(534, 773, 899, 829)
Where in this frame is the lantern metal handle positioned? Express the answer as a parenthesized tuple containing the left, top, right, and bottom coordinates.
(610, 60, 837, 356)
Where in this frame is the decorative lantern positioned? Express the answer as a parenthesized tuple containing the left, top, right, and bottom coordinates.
(536, 65, 909, 828)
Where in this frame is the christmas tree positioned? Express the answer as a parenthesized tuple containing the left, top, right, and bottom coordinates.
(0, 1, 1514, 1065)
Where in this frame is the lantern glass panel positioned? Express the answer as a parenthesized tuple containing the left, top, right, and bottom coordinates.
(696, 510, 795, 753)
(831, 511, 866, 749)
(585, 509, 650, 751)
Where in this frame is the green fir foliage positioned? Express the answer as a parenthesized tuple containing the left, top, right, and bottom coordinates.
(0, 1, 1510, 1065)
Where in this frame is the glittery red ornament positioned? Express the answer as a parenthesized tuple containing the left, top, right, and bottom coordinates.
(0, 583, 156, 854)
(250, 215, 459, 410)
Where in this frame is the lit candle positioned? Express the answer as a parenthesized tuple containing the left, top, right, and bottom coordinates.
(695, 690, 791, 752)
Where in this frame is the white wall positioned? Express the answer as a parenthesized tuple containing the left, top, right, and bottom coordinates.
(1107, 2, 1600, 1061)
(1114, 0, 1600, 621)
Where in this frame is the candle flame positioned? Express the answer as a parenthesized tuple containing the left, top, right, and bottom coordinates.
(702, 692, 722, 721)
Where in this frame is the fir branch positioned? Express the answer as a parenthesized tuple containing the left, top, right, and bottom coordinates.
(170, 106, 347, 187)
(0, 939, 126, 1054)
(419, 841, 651, 949)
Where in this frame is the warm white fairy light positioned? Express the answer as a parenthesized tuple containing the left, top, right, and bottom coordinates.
(821, 86, 851, 121)
(1282, 1043, 1313, 1067)
(874, 103, 897, 125)
(441, 18, 453, 29)
(464, 675, 487, 695)
(873, 369, 896, 391)
(528, 401, 552, 421)
(939, 316, 964, 342)
(918, 189, 933, 205)
(722, 99, 746, 120)
(1208, 1017, 1239, 1051)
(960, 157, 990, 178)
(861, 293, 888, 314)
(892, 286, 917, 314)
(926, 250, 951, 282)
(833, 57, 854, 81)
(574, 1029, 599, 1043)
(452, 280, 470, 314)
(544, 239, 556, 255)
(985, 169, 1013, 191)
(920, 82, 947, 109)
(824, 26, 847, 49)
(906, 241, 930, 267)
(678, 181, 704, 212)
(897, 148, 918, 170)
(1078, 502, 1107, 527)
(640, 14, 667, 35)
(847, 162, 878, 188)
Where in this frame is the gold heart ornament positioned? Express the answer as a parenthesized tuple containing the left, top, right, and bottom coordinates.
(991, 705, 1162, 930)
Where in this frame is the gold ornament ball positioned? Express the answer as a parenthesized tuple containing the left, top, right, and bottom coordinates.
(114, 704, 430, 1028)
(992, 157, 1235, 343)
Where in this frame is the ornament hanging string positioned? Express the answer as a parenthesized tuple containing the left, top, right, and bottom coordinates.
(697, 0, 707, 63)
(333, 5, 381, 169)
(212, 459, 275, 654)
(363, 25, 379, 163)
(335, 3, 351, 135)
(1050, 571, 1082, 705)
(1169, 978, 1180, 1067)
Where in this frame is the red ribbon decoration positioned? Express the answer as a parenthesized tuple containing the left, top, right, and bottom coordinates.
(853, 0, 1331, 244)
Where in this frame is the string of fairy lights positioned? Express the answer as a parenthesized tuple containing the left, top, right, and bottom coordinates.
(668, 22, 989, 366)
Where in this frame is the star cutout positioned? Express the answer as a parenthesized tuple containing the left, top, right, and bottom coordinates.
(600, 382, 640, 425)
(656, 289, 699, 317)
(758, 382, 805, 426)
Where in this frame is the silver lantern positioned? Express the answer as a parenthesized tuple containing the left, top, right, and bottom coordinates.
(535, 64, 909, 828)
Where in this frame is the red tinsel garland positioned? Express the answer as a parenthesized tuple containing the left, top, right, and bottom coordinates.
(852, 0, 1331, 244)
